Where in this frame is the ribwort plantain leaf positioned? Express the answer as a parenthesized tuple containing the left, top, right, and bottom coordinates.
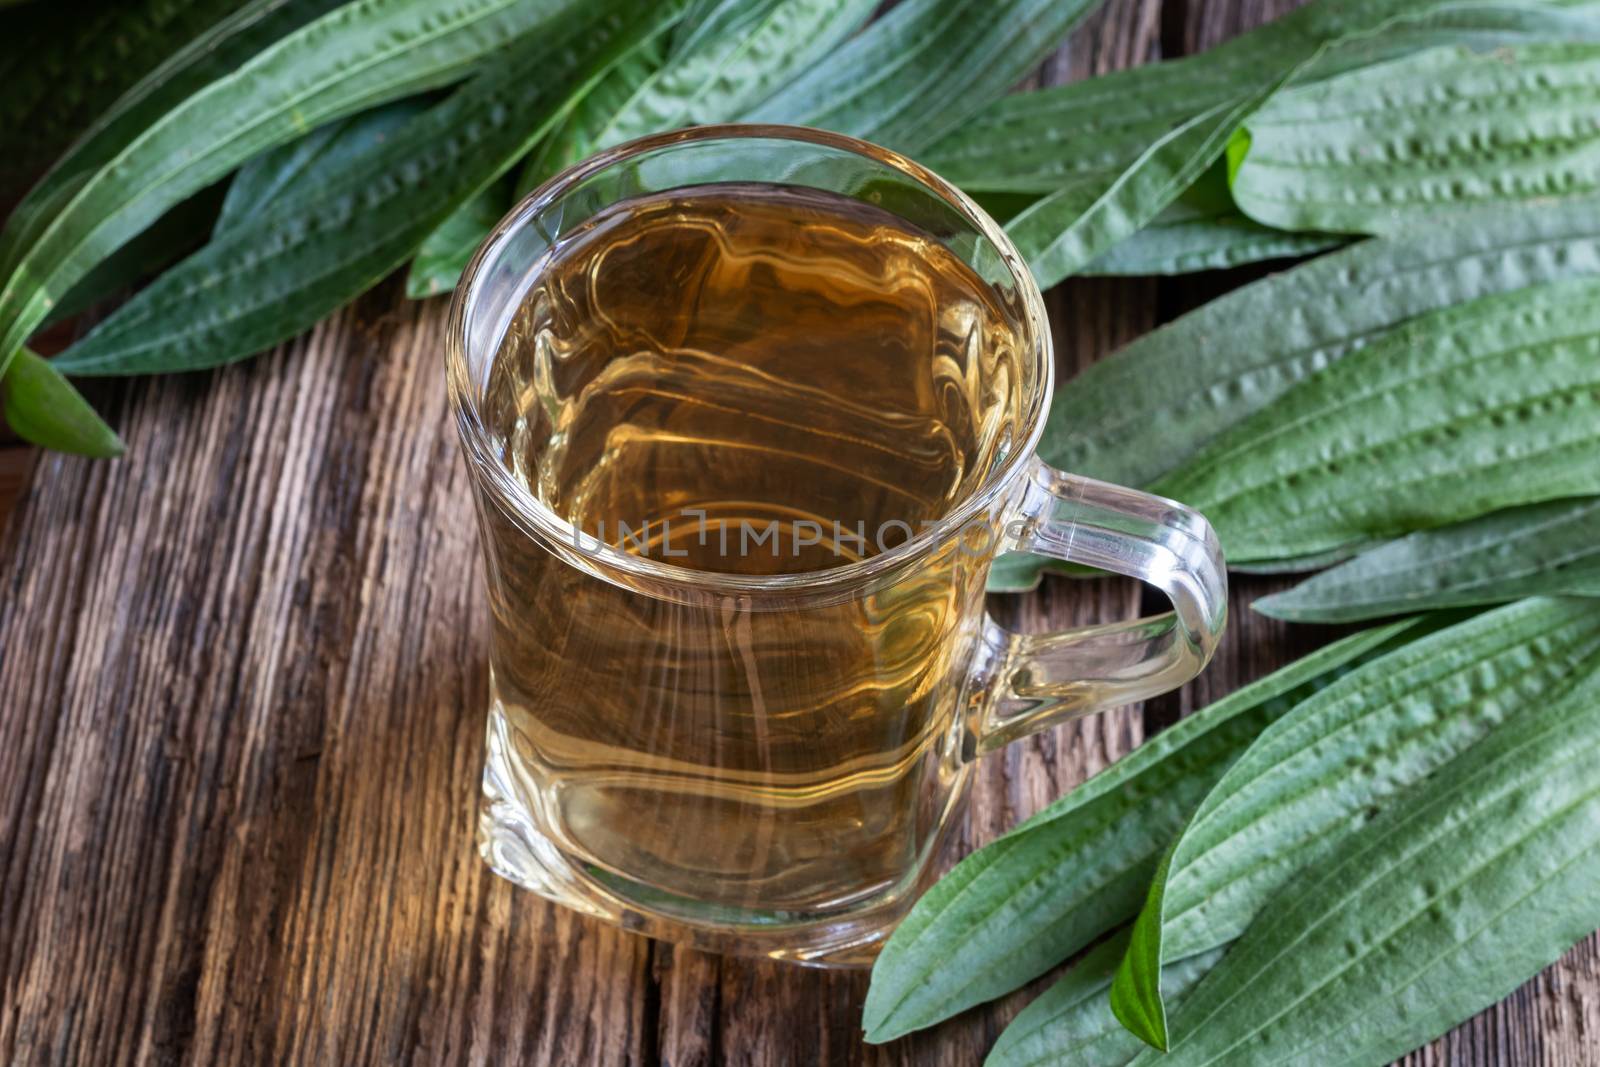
(1110, 598, 1600, 1049)
(1151, 277, 1600, 563)
(48, 0, 672, 378)
(0, 0, 606, 382)
(1123, 647, 1600, 1064)
(743, 0, 1108, 152)
(1255, 498, 1600, 623)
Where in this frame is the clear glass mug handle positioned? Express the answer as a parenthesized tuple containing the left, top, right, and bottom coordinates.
(972, 457, 1229, 753)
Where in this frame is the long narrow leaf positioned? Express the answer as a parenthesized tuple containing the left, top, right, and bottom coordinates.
(1043, 198, 1600, 497)
(743, 0, 1107, 152)
(1109, 598, 1600, 1049)
(1256, 498, 1600, 622)
(861, 621, 1421, 1043)
(42, 185, 227, 328)
(214, 99, 429, 234)
(1128, 659, 1600, 1065)
(920, 0, 1600, 195)
(1151, 277, 1600, 563)
(594, 0, 875, 146)
(515, 38, 668, 192)
(1081, 213, 1338, 277)
(955, 1, 1600, 463)
(1006, 89, 1279, 291)
(1001, 13, 1600, 587)
(1081, 170, 1342, 275)
(986, 939, 1223, 1067)
(0, 0, 599, 381)
(47, 0, 671, 379)
(404, 182, 514, 300)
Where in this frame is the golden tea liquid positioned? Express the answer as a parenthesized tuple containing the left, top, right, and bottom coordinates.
(473, 183, 1028, 953)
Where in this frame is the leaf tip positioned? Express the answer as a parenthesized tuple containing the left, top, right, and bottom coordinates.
(858, 1008, 907, 1046)
(1250, 592, 1290, 619)
(404, 275, 440, 301)
(1109, 961, 1170, 1053)
(860, 1026, 892, 1046)
(1110, 895, 1172, 1053)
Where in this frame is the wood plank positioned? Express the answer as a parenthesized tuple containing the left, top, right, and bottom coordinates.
(0, 289, 659, 1066)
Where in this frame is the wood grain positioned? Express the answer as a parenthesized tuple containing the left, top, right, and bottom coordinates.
(1, 2, 1597, 1064)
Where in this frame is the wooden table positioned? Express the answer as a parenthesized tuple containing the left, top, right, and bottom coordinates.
(2, 1, 1598, 1063)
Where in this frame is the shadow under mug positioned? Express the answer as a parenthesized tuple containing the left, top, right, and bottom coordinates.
(445, 124, 1227, 966)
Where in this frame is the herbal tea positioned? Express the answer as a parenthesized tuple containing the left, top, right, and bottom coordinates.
(472, 182, 1027, 951)
(484, 182, 1026, 572)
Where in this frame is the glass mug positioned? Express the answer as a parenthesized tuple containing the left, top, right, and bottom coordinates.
(446, 125, 1227, 965)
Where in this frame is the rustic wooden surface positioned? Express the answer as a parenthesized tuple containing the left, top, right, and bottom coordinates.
(2, 1, 1599, 1064)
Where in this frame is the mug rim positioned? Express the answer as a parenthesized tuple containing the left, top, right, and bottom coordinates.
(446, 123, 1054, 596)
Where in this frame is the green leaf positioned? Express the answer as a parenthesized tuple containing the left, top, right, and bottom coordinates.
(400, 31, 665, 302)
(0, 0, 247, 199)
(986, 935, 1138, 1067)
(42, 184, 227, 329)
(923, 14, 1600, 490)
(1012, 133, 1600, 591)
(0, 0, 601, 382)
(929, 0, 1600, 349)
(517, 36, 669, 191)
(861, 621, 1421, 1043)
(1, 350, 123, 458)
(985, 936, 1223, 1067)
(742, 0, 1108, 153)
(920, 0, 1600, 196)
(215, 98, 429, 235)
(1081, 166, 1343, 276)
(922, 71, 1225, 198)
(50, 1, 671, 378)
(1081, 209, 1339, 277)
(404, 182, 512, 300)
(998, 0, 1557, 292)
(49, 98, 419, 322)
(982, 164, 1341, 286)
(1043, 197, 1600, 500)
(1109, 597, 1600, 1050)
(1128, 654, 1600, 1066)
(1005, 90, 1278, 292)
(402, 37, 666, 301)
(1232, 42, 1600, 235)
(1256, 498, 1600, 623)
(1151, 277, 1600, 563)
(1226, 543, 1371, 576)
(595, 0, 876, 146)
